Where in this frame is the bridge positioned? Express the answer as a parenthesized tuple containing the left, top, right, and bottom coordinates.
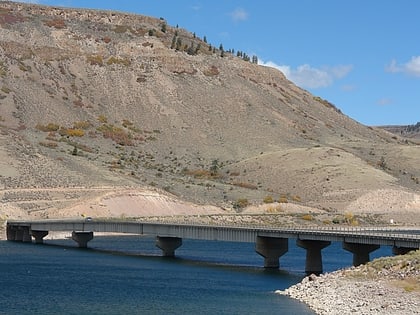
(6, 219, 420, 274)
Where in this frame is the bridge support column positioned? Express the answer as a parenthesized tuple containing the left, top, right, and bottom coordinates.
(255, 236, 288, 268)
(22, 227, 32, 243)
(15, 228, 24, 241)
(31, 230, 49, 244)
(392, 246, 418, 255)
(72, 231, 94, 248)
(297, 239, 331, 275)
(156, 236, 182, 257)
(343, 242, 380, 266)
(6, 225, 16, 241)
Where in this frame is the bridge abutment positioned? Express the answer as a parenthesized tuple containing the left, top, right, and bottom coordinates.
(31, 230, 49, 244)
(156, 236, 182, 257)
(297, 239, 331, 274)
(72, 231, 94, 248)
(343, 242, 380, 266)
(255, 236, 288, 268)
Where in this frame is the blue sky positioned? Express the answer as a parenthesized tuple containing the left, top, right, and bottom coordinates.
(17, 0, 420, 126)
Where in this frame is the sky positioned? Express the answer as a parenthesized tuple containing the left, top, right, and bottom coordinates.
(14, 0, 420, 126)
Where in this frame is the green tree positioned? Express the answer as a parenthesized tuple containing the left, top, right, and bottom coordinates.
(209, 159, 220, 176)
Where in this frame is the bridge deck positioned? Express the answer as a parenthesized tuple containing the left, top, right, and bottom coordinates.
(7, 219, 420, 248)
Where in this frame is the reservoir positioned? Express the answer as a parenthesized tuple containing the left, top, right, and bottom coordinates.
(0, 235, 392, 314)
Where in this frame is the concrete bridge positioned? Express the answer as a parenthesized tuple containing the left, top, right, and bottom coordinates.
(6, 219, 420, 274)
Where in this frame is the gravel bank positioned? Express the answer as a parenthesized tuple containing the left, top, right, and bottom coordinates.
(277, 250, 420, 315)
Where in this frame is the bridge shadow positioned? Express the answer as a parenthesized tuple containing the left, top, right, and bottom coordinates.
(38, 239, 299, 278)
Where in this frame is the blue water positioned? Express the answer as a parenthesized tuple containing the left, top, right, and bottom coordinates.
(0, 236, 392, 314)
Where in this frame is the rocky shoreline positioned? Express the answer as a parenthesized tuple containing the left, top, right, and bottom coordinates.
(278, 250, 420, 315)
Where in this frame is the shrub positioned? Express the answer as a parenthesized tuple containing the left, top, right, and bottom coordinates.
(0, 61, 7, 77)
(107, 56, 131, 66)
(263, 195, 274, 204)
(73, 121, 91, 130)
(1, 86, 11, 94)
(44, 18, 66, 29)
(97, 124, 133, 146)
(60, 128, 85, 137)
(233, 198, 249, 210)
(97, 115, 108, 123)
(265, 205, 283, 213)
(301, 214, 314, 221)
(87, 54, 103, 66)
(291, 195, 301, 202)
(36, 123, 60, 132)
(203, 65, 219, 76)
(183, 169, 212, 179)
(278, 196, 288, 203)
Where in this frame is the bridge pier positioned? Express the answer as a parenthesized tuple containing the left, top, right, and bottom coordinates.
(343, 242, 380, 266)
(297, 239, 331, 274)
(392, 246, 418, 255)
(11, 226, 32, 243)
(255, 236, 288, 268)
(156, 236, 182, 257)
(72, 231, 94, 248)
(31, 230, 49, 244)
(22, 227, 32, 242)
(6, 225, 16, 241)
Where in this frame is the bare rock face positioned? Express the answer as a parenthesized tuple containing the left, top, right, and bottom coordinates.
(0, 1, 419, 221)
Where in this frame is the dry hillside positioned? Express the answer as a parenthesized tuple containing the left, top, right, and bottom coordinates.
(0, 1, 419, 226)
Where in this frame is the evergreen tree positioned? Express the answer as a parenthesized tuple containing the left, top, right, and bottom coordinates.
(203, 35, 207, 43)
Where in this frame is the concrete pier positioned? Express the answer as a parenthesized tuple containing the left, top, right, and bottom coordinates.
(6, 225, 16, 241)
(31, 230, 49, 244)
(22, 227, 32, 243)
(71, 231, 94, 248)
(155, 236, 182, 257)
(297, 239, 331, 274)
(343, 242, 380, 266)
(255, 236, 288, 268)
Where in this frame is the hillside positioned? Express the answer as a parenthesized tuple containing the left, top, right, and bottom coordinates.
(380, 123, 420, 140)
(1, 1, 420, 225)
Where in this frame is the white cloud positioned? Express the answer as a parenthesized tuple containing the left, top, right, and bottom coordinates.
(376, 98, 393, 106)
(386, 56, 420, 77)
(230, 8, 248, 22)
(260, 60, 353, 89)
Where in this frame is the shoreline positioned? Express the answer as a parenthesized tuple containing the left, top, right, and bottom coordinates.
(278, 250, 420, 315)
